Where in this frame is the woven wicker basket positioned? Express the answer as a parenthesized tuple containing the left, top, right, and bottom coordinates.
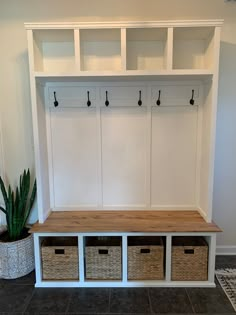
(0, 232, 34, 279)
(41, 237, 79, 280)
(128, 236, 164, 280)
(85, 237, 121, 280)
(171, 236, 208, 281)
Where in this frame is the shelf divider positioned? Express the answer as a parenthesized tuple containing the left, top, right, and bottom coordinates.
(167, 27, 173, 70)
(74, 29, 81, 71)
(121, 28, 127, 71)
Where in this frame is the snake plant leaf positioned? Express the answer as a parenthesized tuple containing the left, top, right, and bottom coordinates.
(23, 179, 36, 228)
(0, 176, 8, 207)
(7, 185, 13, 239)
(18, 170, 30, 218)
(0, 206, 6, 214)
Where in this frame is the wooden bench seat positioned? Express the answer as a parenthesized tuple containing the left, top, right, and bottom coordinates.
(30, 210, 221, 233)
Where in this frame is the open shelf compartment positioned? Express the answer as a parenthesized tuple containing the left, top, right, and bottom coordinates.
(173, 27, 215, 70)
(126, 28, 168, 71)
(32, 29, 75, 72)
(80, 29, 122, 71)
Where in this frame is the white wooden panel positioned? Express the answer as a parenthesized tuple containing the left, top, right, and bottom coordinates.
(36, 84, 51, 221)
(151, 106, 198, 207)
(121, 28, 127, 70)
(48, 86, 96, 108)
(100, 86, 147, 107)
(199, 83, 213, 221)
(166, 28, 173, 70)
(74, 29, 81, 71)
(102, 108, 146, 207)
(50, 108, 98, 207)
(151, 85, 199, 106)
(33, 35, 43, 72)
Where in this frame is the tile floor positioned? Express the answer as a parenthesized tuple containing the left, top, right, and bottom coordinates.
(0, 256, 236, 315)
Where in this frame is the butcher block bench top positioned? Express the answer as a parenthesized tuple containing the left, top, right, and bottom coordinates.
(30, 210, 221, 233)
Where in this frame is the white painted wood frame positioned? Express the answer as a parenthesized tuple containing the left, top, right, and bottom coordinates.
(25, 20, 223, 288)
(33, 232, 217, 288)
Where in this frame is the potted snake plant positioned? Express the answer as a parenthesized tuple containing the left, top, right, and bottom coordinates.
(0, 169, 36, 279)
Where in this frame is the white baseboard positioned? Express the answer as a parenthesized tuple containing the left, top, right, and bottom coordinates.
(216, 245, 236, 255)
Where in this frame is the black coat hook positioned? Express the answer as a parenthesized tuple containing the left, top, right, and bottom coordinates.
(105, 91, 109, 106)
(190, 90, 195, 105)
(138, 90, 142, 106)
(53, 91, 58, 107)
(156, 90, 161, 106)
(87, 91, 91, 107)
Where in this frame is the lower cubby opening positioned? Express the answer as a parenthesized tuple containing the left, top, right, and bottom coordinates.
(41, 236, 79, 281)
(171, 236, 208, 281)
(85, 236, 122, 280)
(127, 236, 165, 280)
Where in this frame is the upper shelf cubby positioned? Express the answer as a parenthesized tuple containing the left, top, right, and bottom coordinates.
(26, 20, 223, 76)
(126, 28, 168, 71)
(79, 29, 121, 71)
(32, 29, 75, 72)
(173, 27, 215, 70)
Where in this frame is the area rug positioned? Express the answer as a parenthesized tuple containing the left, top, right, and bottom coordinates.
(215, 268, 236, 311)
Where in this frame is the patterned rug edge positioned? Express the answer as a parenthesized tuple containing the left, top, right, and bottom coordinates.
(215, 268, 236, 312)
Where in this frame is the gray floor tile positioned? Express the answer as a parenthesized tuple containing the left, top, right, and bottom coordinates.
(25, 288, 71, 313)
(67, 288, 110, 313)
(24, 313, 65, 315)
(110, 288, 150, 314)
(216, 255, 236, 269)
(0, 285, 34, 312)
(187, 287, 235, 313)
(149, 288, 193, 314)
(1, 271, 36, 286)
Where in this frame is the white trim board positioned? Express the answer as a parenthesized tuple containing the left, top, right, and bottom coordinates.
(216, 246, 236, 256)
(24, 20, 224, 30)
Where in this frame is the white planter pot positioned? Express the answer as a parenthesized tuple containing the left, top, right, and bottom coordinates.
(0, 233, 35, 279)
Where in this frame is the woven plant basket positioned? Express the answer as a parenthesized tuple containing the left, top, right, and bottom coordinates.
(0, 232, 34, 279)
(128, 236, 164, 280)
(41, 237, 79, 280)
(85, 237, 121, 280)
(171, 236, 208, 281)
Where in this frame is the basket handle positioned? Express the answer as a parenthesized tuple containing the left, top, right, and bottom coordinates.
(184, 249, 194, 254)
(98, 249, 108, 255)
(55, 249, 65, 255)
(140, 248, 150, 254)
